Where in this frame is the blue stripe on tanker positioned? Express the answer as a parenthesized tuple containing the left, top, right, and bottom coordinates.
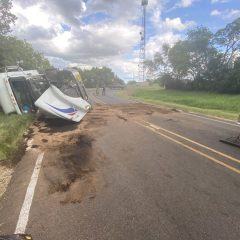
(46, 103, 77, 115)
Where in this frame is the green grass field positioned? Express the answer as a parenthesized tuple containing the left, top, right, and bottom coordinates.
(121, 86, 240, 120)
(0, 113, 33, 161)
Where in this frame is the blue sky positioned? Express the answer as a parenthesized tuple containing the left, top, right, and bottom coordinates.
(12, 0, 240, 81)
(164, 0, 240, 31)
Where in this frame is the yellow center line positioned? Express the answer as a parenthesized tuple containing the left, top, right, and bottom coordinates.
(144, 121, 240, 165)
(136, 121, 240, 175)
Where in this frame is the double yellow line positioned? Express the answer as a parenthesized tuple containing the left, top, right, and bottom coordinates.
(136, 121, 240, 174)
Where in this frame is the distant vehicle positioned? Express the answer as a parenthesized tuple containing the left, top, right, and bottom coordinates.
(0, 66, 91, 122)
(110, 84, 125, 90)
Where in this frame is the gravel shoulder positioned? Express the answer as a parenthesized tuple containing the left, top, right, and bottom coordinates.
(0, 165, 13, 199)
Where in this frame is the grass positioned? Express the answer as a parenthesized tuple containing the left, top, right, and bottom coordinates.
(0, 112, 34, 161)
(119, 85, 240, 121)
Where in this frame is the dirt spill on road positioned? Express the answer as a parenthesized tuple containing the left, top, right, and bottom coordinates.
(111, 103, 172, 123)
(28, 103, 172, 204)
(28, 107, 110, 204)
(116, 103, 171, 116)
(43, 134, 106, 204)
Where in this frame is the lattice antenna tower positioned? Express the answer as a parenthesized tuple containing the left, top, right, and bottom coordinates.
(138, 0, 148, 82)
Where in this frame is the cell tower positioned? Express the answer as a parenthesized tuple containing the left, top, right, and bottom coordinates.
(138, 0, 148, 82)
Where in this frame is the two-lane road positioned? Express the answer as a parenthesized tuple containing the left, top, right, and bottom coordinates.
(0, 89, 239, 240)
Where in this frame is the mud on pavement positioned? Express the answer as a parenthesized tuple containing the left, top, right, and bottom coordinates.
(28, 107, 109, 204)
(27, 103, 173, 204)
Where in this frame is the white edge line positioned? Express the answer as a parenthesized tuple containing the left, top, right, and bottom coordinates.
(15, 152, 44, 234)
(183, 112, 240, 128)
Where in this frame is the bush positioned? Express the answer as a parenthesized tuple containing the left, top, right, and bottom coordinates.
(175, 61, 240, 94)
(159, 74, 186, 90)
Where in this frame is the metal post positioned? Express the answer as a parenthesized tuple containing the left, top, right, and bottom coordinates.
(139, 0, 148, 82)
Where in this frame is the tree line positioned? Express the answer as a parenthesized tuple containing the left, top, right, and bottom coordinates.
(77, 67, 124, 88)
(146, 18, 240, 94)
(0, 0, 51, 72)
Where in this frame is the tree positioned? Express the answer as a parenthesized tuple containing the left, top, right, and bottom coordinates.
(214, 17, 240, 67)
(78, 67, 123, 88)
(0, 0, 17, 35)
(168, 41, 190, 79)
(147, 19, 240, 93)
(145, 43, 172, 79)
(146, 26, 218, 91)
(186, 27, 216, 80)
(127, 80, 137, 85)
(147, 27, 216, 82)
(0, 36, 51, 71)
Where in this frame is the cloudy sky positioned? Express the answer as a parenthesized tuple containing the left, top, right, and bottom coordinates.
(11, 0, 239, 81)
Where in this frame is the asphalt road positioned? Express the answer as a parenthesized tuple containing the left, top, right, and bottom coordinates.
(0, 89, 240, 240)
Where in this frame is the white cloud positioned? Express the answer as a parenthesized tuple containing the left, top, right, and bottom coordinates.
(163, 17, 195, 31)
(178, 0, 194, 8)
(51, 31, 72, 53)
(211, 9, 221, 16)
(151, 8, 162, 26)
(225, 9, 240, 19)
(87, 0, 161, 22)
(211, 0, 230, 4)
(14, 0, 86, 26)
(109, 58, 139, 80)
(146, 32, 180, 59)
(12, 3, 54, 28)
(12, 2, 139, 58)
(46, 56, 71, 69)
(211, 9, 240, 19)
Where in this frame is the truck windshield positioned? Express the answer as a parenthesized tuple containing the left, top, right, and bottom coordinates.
(28, 75, 50, 100)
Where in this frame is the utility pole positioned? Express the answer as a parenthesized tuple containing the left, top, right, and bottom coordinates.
(138, 0, 148, 82)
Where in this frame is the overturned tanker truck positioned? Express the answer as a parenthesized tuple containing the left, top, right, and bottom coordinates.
(0, 66, 91, 122)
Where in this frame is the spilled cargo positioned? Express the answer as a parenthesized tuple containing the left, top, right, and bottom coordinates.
(0, 66, 91, 122)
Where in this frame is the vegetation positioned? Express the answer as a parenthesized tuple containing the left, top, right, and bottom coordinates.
(0, 1, 37, 161)
(77, 67, 124, 88)
(146, 18, 240, 94)
(125, 86, 240, 120)
(0, 36, 51, 71)
(0, 113, 33, 161)
(127, 80, 138, 85)
(0, 0, 17, 35)
(0, 0, 51, 71)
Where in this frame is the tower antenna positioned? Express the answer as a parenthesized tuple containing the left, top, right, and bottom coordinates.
(138, 0, 148, 82)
